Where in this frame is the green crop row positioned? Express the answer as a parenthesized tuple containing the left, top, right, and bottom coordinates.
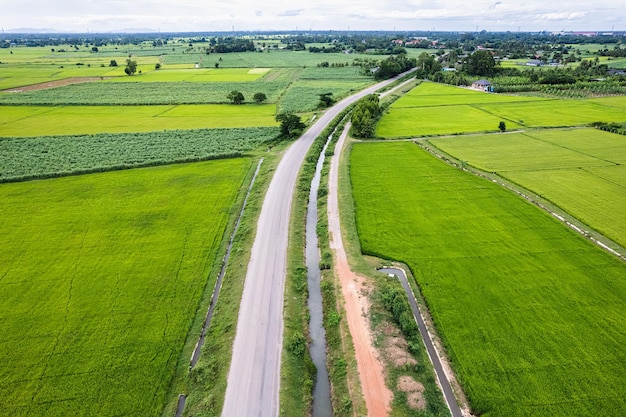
(0, 159, 250, 417)
(0, 127, 279, 182)
(0, 80, 290, 105)
(350, 141, 626, 417)
(0, 104, 278, 137)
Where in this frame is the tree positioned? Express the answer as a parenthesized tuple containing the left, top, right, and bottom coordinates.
(154, 63, 161, 70)
(318, 92, 335, 108)
(253, 92, 267, 104)
(124, 59, 137, 76)
(499, 121, 506, 132)
(276, 113, 305, 137)
(109, 59, 118, 67)
(351, 94, 381, 138)
(464, 50, 496, 77)
(227, 90, 245, 104)
(415, 52, 442, 79)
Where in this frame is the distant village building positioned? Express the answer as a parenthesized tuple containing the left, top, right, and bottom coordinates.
(525, 59, 544, 67)
(471, 79, 493, 92)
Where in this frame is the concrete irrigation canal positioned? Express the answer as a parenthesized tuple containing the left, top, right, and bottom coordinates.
(306, 133, 334, 417)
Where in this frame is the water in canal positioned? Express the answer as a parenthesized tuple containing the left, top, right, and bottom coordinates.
(306, 137, 333, 417)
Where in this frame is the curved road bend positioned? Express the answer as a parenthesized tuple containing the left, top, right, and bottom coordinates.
(221, 69, 415, 417)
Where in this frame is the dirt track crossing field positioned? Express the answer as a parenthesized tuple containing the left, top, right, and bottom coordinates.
(2, 77, 109, 92)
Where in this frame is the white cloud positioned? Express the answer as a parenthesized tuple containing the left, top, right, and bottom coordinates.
(2, 0, 624, 32)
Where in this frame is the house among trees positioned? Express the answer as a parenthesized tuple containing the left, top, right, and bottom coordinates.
(471, 79, 493, 92)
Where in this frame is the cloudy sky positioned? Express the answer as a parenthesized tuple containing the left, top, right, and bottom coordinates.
(2, 0, 624, 33)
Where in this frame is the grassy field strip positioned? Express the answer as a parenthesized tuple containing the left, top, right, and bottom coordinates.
(350, 141, 626, 417)
(0, 66, 269, 90)
(430, 128, 626, 248)
(0, 80, 291, 105)
(0, 65, 122, 90)
(377, 82, 626, 138)
(0, 104, 278, 136)
(0, 159, 250, 416)
(476, 100, 626, 127)
(377, 105, 522, 137)
(104, 68, 270, 83)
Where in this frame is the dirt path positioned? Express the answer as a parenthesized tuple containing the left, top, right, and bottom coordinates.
(327, 122, 392, 417)
(2, 77, 109, 92)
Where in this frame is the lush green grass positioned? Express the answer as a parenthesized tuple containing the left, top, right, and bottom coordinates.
(430, 128, 626, 247)
(0, 159, 250, 417)
(476, 99, 626, 127)
(0, 104, 277, 136)
(106, 68, 269, 83)
(377, 82, 626, 138)
(350, 141, 626, 417)
(0, 63, 120, 89)
(0, 80, 289, 105)
(391, 82, 547, 108)
(0, 127, 279, 182)
(279, 79, 372, 113)
(377, 105, 521, 137)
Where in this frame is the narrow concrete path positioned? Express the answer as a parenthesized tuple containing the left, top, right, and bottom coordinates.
(379, 267, 464, 417)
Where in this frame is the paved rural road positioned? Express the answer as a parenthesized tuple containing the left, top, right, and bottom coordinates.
(221, 69, 415, 417)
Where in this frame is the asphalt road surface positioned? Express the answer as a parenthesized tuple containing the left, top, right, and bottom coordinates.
(221, 70, 415, 417)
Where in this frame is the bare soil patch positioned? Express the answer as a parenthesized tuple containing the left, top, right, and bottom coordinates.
(385, 335, 417, 367)
(2, 77, 109, 93)
(397, 376, 426, 411)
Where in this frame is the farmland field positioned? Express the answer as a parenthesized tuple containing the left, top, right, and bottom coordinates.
(0, 158, 250, 416)
(429, 128, 626, 248)
(350, 141, 626, 417)
(0, 127, 279, 182)
(377, 82, 626, 138)
(377, 105, 523, 137)
(0, 104, 278, 136)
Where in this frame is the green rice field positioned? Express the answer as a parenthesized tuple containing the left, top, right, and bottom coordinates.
(350, 141, 626, 417)
(0, 104, 278, 136)
(377, 82, 626, 138)
(0, 158, 250, 416)
(430, 128, 626, 247)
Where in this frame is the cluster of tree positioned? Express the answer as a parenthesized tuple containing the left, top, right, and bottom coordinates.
(316, 61, 350, 68)
(590, 121, 626, 135)
(209, 38, 255, 53)
(318, 93, 335, 109)
(597, 46, 626, 58)
(355, 54, 416, 80)
(463, 49, 497, 77)
(351, 94, 381, 138)
(309, 45, 343, 53)
(275, 113, 305, 137)
(415, 52, 442, 79)
(124, 59, 137, 76)
(226, 91, 267, 104)
(373, 54, 416, 80)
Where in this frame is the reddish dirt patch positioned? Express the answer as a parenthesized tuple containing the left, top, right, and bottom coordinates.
(2, 77, 109, 93)
(328, 127, 392, 417)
